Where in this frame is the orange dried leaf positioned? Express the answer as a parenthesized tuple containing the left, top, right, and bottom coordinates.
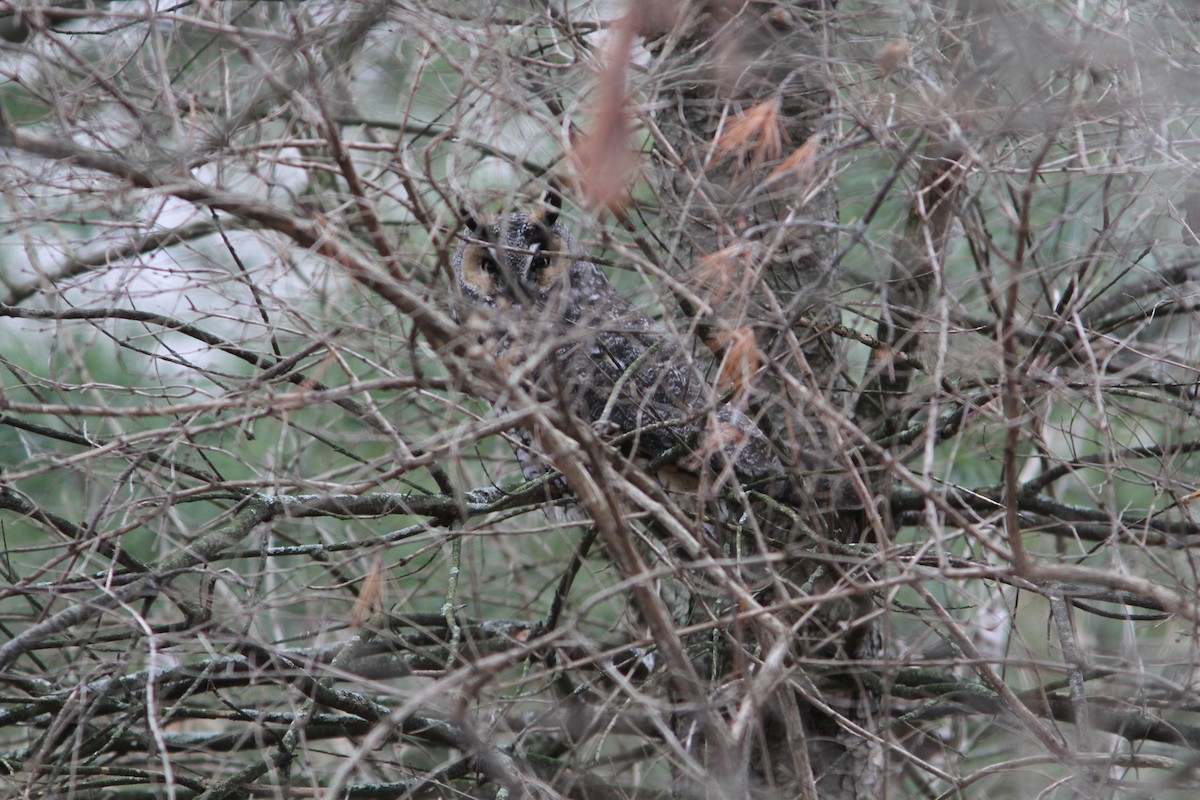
(571, 122, 636, 212)
(767, 133, 823, 184)
(916, 145, 970, 208)
(876, 40, 910, 78)
(569, 11, 641, 211)
(633, 0, 680, 37)
(694, 242, 752, 304)
(716, 327, 763, 401)
(350, 557, 386, 630)
(712, 96, 786, 171)
(689, 415, 748, 468)
(701, 418, 747, 454)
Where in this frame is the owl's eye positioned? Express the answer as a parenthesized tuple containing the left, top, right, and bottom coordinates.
(479, 251, 502, 274)
(526, 226, 557, 275)
(525, 213, 556, 275)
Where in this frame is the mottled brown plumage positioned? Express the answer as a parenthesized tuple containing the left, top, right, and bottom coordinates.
(451, 194, 787, 497)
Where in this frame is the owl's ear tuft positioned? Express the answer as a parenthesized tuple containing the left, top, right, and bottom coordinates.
(459, 205, 483, 234)
(530, 183, 563, 231)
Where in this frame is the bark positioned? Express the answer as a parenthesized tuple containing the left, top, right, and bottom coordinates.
(645, 3, 884, 796)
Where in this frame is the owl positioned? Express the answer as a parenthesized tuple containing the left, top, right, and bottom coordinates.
(450, 190, 791, 509)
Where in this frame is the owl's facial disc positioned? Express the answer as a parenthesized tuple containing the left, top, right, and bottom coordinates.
(458, 238, 517, 310)
(454, 202, 574, 311)
(523, 235, 571, 295)
(523, 198, 567, 289)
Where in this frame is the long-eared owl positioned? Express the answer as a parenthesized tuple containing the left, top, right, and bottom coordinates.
(450, 189, 788, 502)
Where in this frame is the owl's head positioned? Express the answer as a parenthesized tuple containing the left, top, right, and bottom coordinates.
(451, 188, 606, 315)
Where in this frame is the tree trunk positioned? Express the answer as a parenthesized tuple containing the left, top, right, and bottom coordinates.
(646, 3, 884, 796)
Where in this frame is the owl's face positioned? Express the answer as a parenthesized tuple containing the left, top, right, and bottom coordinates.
(451, 205, 608, 319)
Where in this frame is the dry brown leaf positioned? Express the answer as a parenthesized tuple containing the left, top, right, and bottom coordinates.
(684, 416, 747, 471)
(915, 144, 970, 209)
(712, 96, 786, 172)
(694, 241, 754, 305)
(569, 11, 640, 211)
(876, 40, 910, 78)
(767, 132, 823, 185)
(350, 557, 386, 630)
(633, 0, 680, 37)
(716, 327, 763, 401)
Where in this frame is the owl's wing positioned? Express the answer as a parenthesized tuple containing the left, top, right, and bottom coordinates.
(554, 301, 704, 450)
(522, 265, 798, 502)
